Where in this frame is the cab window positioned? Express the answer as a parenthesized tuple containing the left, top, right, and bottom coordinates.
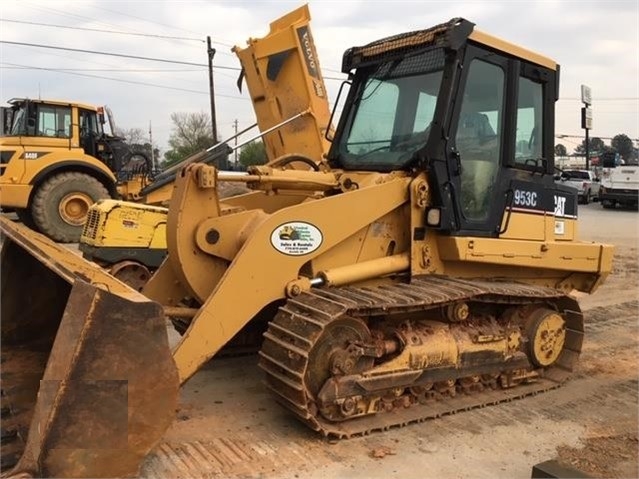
(455, 59, 505, 221)
(37, 105, 71, 138)
(515, 77, 543, 165)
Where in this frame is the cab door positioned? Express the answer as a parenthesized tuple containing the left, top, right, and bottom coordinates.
(445, 45, 566, 239)
(447, 45, 509, 236)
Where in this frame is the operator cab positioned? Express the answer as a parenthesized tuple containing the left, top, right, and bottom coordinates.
(3, 98, 73, 139)
(328, 18, 576, 237)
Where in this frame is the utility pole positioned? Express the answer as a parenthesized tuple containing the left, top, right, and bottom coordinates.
(207, 36, 218, 144)
(233, 119, 238, 168)
(585, 129, 589, 170)
(149, 120, 155, 170)
(581, 85, 592, 170)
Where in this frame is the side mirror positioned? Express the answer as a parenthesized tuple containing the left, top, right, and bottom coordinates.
(553, 174, 560, 181)
(594, 177, 600, 182)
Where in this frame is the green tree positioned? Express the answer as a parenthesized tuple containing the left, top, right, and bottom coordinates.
(239, 141, 267, 168)
(574, 137, 605, 156)
(554, 144, 567, 156)
(611, 134, 634, 161)
(163, 112, 215, 168)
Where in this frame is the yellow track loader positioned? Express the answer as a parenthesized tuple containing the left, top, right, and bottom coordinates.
(0, 15, 613, 479)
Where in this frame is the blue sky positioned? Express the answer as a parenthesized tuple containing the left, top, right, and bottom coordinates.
(1, 0, 637, 155)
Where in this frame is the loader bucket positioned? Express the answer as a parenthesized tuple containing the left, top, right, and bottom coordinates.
(0, 216, 179, 478)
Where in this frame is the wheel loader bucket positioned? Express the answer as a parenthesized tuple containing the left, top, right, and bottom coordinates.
(0, 216, 179, 478)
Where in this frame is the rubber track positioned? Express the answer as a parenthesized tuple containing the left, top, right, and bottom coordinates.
(259, 275, 583, 438)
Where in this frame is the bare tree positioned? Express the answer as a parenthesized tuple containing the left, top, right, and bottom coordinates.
(114, 127, 159, 167)
(163, 112, 215, 167)
(115, 127, 146, 145)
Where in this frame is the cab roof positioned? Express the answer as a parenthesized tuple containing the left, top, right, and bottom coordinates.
(342, 18, 557, 73)
(468, 29, 556, 70)
(7, 98, 101, 112)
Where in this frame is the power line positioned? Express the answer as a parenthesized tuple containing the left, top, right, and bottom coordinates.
(0, 62, 250, 99)
(91, 4, 234, 47)
(0, 18, 205, 42)
(1, 40, 348, 81)
(4, 41, 212, 91)
(0, 40, 241, 70)
(1, 66, 205, 72)
(23, 2, 145, 32)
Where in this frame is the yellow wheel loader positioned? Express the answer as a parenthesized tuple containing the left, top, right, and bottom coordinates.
(0, 99, 161, 242)
(0, 16, 613, 478)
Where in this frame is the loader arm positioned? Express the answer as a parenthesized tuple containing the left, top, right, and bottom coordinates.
(145, 164, 412, 382)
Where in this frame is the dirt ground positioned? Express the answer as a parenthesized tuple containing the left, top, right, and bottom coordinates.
(138, 202, 638, 479)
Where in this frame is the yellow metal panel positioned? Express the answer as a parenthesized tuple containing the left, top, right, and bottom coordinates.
(195, 209, 268, 261)
(96, 206, 167, 248)
(0, 183, 32, 207)
(551, 217, 576, 241)
(309, 229, 369, 274)
(310, 206, 411, 275)
(18, 98, 99, 112)
(16, 148, 116, 186)
(149, 223, 167, 249)
(438, 236, 613, 274)
(500, 211, 546, 241)
(232, 4, 331, 164)
(469, 30, 557, 70)
(82, 200, 168, 248)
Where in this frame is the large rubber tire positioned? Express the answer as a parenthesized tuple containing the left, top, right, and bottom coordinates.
(31, 172, 110, 243)
(15, 208, 36, 230)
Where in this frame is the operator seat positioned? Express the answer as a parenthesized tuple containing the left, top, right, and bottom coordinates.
(458, 112, 495, 144)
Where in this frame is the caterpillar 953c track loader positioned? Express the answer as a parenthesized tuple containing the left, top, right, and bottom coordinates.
(0, 16, 613, 478)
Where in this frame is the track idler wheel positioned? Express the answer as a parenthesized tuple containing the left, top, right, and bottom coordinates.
(526, 308, 566, 367)
(306, 317, 374, 421)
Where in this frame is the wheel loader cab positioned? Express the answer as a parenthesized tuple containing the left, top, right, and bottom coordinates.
(7, 99, 72, 139)
(0, 98, 160, 242)
(328, 18, 567, 238)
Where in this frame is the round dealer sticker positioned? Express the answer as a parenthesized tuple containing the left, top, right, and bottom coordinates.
(270, 222, 323, 256)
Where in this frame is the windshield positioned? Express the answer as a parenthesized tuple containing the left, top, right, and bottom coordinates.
(333, 48, 446, 171)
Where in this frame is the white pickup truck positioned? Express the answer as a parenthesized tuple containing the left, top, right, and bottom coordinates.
(599, 166, 639, 209)
(555, 169, 600, 204)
